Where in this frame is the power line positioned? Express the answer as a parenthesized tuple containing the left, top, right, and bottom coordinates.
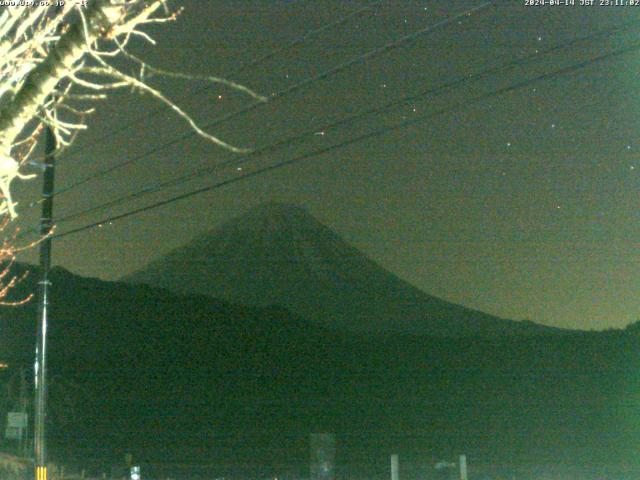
(53, 41, 640, 240)
(49, 1, 496, 199)
(52, 19, 640, 226)
(55, 0, 385, 165)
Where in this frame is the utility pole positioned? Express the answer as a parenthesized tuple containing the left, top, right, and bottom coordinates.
(34, 119, 56, 480)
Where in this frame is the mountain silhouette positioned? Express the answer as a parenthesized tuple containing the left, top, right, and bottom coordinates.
(124, 202, 562, 337)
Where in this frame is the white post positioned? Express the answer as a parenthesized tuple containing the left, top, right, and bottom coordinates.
(459, 454, 467, 480)
(391, 454, 399, 480)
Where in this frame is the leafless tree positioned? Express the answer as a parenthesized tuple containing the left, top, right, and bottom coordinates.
(0, 0, 262, 300)
(0, 216, 34, 304)
(0, 0, 263, 218)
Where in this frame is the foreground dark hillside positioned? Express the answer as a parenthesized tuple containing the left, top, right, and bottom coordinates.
(1, 265, 639, 477)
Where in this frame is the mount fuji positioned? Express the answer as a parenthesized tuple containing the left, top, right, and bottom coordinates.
(124, 202, 561, 337)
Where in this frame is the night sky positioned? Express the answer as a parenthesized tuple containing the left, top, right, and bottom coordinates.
(12, 0, 640, 330)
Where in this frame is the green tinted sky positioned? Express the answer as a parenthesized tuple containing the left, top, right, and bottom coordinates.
(14, 0, 640, 330)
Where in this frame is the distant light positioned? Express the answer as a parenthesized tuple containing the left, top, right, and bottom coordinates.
(0, 363, 8, 369)
(130, 466, 141, 480)
(217, 95, 223, 100)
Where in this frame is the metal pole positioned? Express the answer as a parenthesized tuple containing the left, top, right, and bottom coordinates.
(390, 454, 399, 480)
(20, 367, 28, 456)
(34, 123, 56, 480)
(459, 454, 467, 480)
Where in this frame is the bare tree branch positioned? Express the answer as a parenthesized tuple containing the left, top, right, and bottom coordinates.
(0, 0, 261, 219)
(0, 1, 126, 150)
